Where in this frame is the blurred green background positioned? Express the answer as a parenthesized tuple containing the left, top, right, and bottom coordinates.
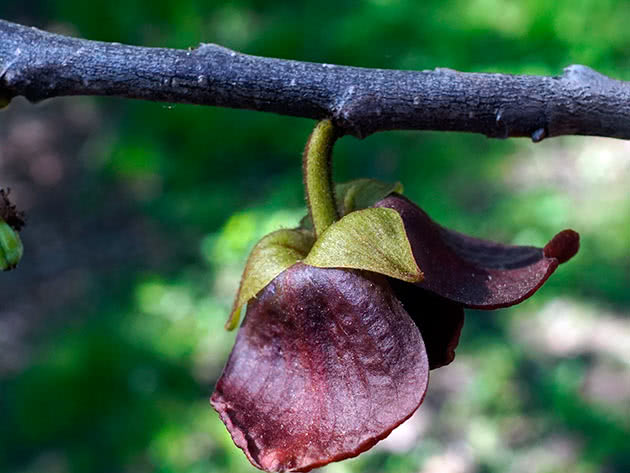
(1, 1, 629, 472)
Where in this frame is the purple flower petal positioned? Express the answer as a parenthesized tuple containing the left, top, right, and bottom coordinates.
(376, 194, 579, 309)
(390, 279, 465, 369)
(211, 263, 429, 472)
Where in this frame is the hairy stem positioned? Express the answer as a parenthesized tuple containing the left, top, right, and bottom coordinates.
(303, 120, 339, 237)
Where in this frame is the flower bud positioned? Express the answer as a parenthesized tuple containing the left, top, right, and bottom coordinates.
(0, 189, 25, 271)
(0, 218, 23, 270)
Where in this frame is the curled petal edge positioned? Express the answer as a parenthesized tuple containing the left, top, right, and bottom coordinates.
(376, 194, 579, 309)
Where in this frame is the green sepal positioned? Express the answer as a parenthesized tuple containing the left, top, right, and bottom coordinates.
(226, 228, 315, 330)
(336, 178, 404, 215)
(304, 207, 422, 283)
(300, 178, 403, 230)
(0, 219, 23, 271)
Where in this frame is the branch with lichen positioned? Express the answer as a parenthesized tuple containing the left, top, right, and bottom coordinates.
(2, 19, 630, 140)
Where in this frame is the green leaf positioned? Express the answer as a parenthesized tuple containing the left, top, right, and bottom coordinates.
(226, 228, 315, 330)
(0, 219, 23, 271)
(300, 178, 403, 230)
(336, 178, 404, 215)
(304, 208, 422, 283)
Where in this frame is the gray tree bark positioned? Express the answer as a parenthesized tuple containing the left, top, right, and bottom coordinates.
(2, 19, 630, 140)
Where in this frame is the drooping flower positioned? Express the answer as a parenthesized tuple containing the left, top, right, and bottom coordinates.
(211, 121, 579, 472)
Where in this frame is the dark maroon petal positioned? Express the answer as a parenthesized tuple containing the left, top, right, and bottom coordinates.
(211, 263, 429, 472)
(376, 194, 580, 309)
(390, 279, 465, 370)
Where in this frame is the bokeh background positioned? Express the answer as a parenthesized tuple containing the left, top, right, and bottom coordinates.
(1, 1, 629, 472)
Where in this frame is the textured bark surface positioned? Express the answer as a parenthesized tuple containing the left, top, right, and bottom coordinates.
(2, 19, 630, 139)
(211, 263, 429, 472)
(376, 194, 580, 309)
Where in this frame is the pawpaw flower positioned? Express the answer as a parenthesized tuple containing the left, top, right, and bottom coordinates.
(210, 121, 579, 472)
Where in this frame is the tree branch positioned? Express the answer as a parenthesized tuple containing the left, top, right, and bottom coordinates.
(2, 19, 630, 140)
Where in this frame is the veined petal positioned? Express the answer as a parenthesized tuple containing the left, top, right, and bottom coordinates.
(212, 263, 429, 472)
(376, 194, 579, 309)
(226, 229, 314, 330)
(304, 208, 422, 283)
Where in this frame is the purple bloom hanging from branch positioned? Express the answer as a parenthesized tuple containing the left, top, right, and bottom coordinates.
(211, 121, 579, 472)
(0, 19, 596, 473)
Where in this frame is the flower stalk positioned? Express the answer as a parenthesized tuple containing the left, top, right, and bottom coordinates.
(302, 119, 339, 237)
